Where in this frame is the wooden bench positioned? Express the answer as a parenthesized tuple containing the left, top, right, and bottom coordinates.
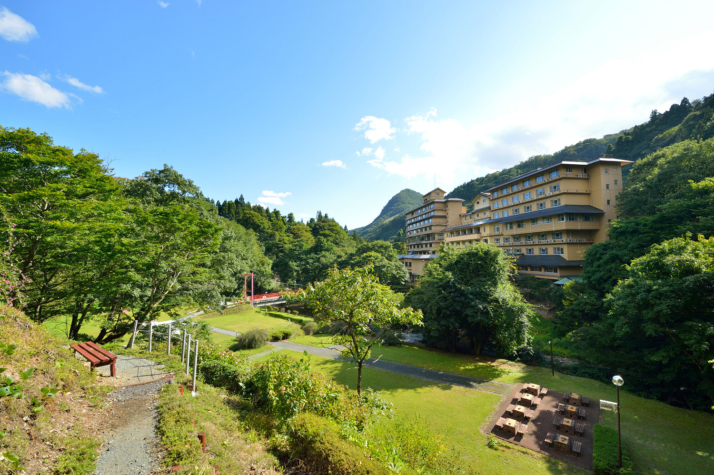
(540, 387, 548, 396)
(563, 392, 571, 401)
(572, 440, 582, 457)
(533, 396, 542, 406)
(553, 415, 563, 428)
(544, 432, 555, 447)
(71, 342, 117, 377)
(525, 409, 536, 420)
(517, 422, 528, 436)
(577, 407, 587, 420)
(495, 417, 506, 430)
(505, 404, 515, 415)
(575, 422, 585, 437)
(557, 403, 565, 413)
(582, 396, 590, 407)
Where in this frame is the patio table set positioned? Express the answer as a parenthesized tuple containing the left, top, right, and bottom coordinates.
(494, 383, 548, 439)
(544, 391, 591, 457)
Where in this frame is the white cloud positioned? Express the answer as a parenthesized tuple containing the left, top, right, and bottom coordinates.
(1, 72, 70, 108)
(158, 1, 170, 7)
(196, 0, 202, 5)
(187, 48, 196, 58)
(356, 147, 372, 156)
(354, 116, 395, 143)
(364, 29, 714, 186)
(374, 146, 385, 159)
(322, 160, 346, 169)
(61, 75, 104, 94)
(258, 190, 291, 206)
(0, 7, 37, 42)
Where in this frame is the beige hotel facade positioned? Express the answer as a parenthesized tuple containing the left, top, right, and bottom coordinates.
(399, 158, 633, 282)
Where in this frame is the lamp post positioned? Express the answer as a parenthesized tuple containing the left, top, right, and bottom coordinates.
(612, 375, 624, 469)
(549, 340, 554, 376)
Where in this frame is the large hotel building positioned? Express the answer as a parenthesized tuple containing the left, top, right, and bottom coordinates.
(399, 158, 633, 282)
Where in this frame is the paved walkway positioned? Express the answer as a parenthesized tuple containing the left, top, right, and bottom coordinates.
(269, 341, 515, 395)
(210, 326, 240, 337)
(94, 355, 172, 384)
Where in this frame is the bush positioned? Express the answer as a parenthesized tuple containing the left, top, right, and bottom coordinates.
(593, 424, 633, 475)
(266, 305, 274, 312)
(381, 331, 402, 347)
(288, 413, 391, 475)
(281, 328, 294, 339)
(270, 330, 284, 341)
(328, 321, 346, 335)
(292, 310, 299, 316)
(234, 329, 268, 350)
(303, 322, 318, 335)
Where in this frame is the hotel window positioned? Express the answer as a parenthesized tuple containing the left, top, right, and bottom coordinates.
(524, 191, 532, 199)
(514, 236, 521, 243)
(513, 208, 520, 215)
(582, 214, 594, 222)
(502, 188, 508, 195)
(494, 225, 501, 232)
(554, 247, 564, 255)
(536, 175, 545, 183)
(506, 223, 514, 230)
(503, 210, 509, 217)
(512, 195, 520, 203)
(607, 199, 611, 205)
(553, 232, 562, 240)
(606, 184, 610, 190)
(494, 212, 500, 218)
(615, 180, 618, 185)
(514, 248, 522, 254)
(483, 238, 488, 243)
(558, 214, 566, 222)
(613, 165, 617, 171)
(542, 217, 552, 224)
(550, 184, 560, 193)
(517, 220, 525, 228)
(493, 202, 499, 209)
(512, 184, 519, 192)
(504, 237, 510, 243)
(605, 168, 609, 174)
(538, 233, 547, 240)
(524, 205, 532, 213)
(526, 235, 533, 242)
(567, 214, 578, 222)
(493, 191, 498, 198)
(539, 247, 548, 255)
(526, 248, 534, 255)
(566, 167, 573, 172)
(545, 266, 557, 273)
(493, 238, 499, 244)
(523, 179, 531, 187)
(537, 202, 546, 210)
(502, 199, 508, 206)
(549, 170, 560, 179)
(551, 198, 561, 207)
(531, 218, 539, 225)
(583, 168, 587, 174)
(537, 188, 545, 196)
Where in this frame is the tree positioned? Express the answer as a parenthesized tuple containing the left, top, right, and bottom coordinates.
(405, 244, 530, 355)
(602, 235, 714, 409)
(298, 265, 422, 396)
(343, 241, 408, 286)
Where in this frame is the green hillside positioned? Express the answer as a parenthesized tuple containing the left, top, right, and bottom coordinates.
(353, 189, 422, 241)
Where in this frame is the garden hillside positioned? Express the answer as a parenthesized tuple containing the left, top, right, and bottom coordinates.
(448, 91, 714, 206)
(352, 188, 423, 241)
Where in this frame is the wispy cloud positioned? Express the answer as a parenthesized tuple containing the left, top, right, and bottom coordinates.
(354, 116, 395, 143)
(258, 190, 291, 206)
(356, 147, 372, 156)
(61, 75, 104, 94)
(322, 160, 346, 169)
(186, 47, 196, 58)
(1, 72, 70, 108)
(196, 0, 202, 6)
(363, 30, 714, 186)
(0, 7, 37, 42)
(158, 1, 170, 7)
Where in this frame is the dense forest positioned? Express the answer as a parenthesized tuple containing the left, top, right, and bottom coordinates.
(352, 188, 422, 241)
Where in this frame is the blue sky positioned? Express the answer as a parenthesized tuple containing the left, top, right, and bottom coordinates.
(2, 1, 714, 228)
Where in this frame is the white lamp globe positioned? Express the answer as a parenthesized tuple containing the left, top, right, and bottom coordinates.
(612, 375, 624, 387)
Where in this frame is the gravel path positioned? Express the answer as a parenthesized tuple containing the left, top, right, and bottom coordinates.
(94, 378, 171, 475)
(210, 326, 240, 337)
(270, 341, 515, 395)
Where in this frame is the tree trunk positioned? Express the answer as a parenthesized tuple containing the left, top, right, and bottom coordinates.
(69, 313, 80, 340)
(357, 360, 363, 397)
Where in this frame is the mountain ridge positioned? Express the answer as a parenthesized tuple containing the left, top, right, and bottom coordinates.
(353, 189, 422, 241)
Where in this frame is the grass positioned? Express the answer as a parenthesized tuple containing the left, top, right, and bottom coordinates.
(256, 350, 581, 475)
(287, 335, 714, 475)
(196, 306, 303, 336)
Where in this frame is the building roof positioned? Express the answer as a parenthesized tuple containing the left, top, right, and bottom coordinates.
(423, 187, 447, 196)
(496, 205, 604, 224)
(405, 198, 464, 215)
(554, 277, 583, 285)
(398, 254, 439, 260)
(485, 158, 634, 192)
(444, 218, 501, 232)
(515, 255, 584, 267)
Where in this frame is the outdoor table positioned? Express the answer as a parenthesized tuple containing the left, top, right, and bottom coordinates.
(569, 392, 582, 406)
(513, 405, 527, 419)
(564, 404, 578, 418)
(504, 418, 518, 436)
(525, 383, 541, 396)
(554, 434, 571, 453)
(559, 417, 576, 435)
(520, 392, 535, 406)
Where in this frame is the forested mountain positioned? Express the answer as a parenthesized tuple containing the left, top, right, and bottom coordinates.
(353, 189, 422, 241)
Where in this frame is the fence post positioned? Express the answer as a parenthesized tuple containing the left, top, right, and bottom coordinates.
(185, 335, 191, 375)
(181, 329, 186, 362)
(127, 320, 139, 349)
(167, 322, 172, 355)
(148, 321, 154, 352)
(192, 340, 199, 396)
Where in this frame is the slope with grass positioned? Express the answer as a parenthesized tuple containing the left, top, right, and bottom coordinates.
(288, 334, 714, 475)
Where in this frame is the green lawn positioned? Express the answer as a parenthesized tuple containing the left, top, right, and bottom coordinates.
(196, 306, 303, 335)
(288, 334, 714, 475)
(257, 350, 581, 475)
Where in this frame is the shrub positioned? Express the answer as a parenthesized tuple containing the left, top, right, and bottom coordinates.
(328, 321, 346, 335)
(292, 310, 299, 316)
(200, 360, 251, 394)
(234, 329, 268, 350)
(280, 328, 294, 340)
(266, 305, 274, 312)
(303, 322, 318, 335)
(288, 413, 391, 475)
(270, 330, 284, 341)
(381, 331, 402, 347)
(593, 424, 633, 475)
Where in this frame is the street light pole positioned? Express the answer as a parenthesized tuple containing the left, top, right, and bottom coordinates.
(549, 340, 554, 376)
(612, 375, 624, 469)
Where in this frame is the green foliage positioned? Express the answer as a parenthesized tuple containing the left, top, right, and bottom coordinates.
(297, 265, 422, 395)
(353, 189, 423, 241)
(303, 321, 318, 335)
(405, 244, 530, 356)
(593, 424, 632, 475)
(234, 329, 268, 350)
(381, 330, 402, 347)
(344, 241, 408, 285)
(53, 436, 101, 475)
(287, 413, 391, 475)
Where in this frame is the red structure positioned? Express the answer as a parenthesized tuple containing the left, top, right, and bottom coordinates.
(244, 272, 255, 306)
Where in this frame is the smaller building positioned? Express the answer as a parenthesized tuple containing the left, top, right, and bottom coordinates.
(398, 253, 439, 283)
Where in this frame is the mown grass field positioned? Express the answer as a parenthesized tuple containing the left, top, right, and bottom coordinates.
(287, 334, 714, 475)
(195, 306, 305, 335)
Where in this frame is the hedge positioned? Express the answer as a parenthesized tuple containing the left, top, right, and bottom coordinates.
(288, 413, 391, 475)
(593, 424, 633, 475)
